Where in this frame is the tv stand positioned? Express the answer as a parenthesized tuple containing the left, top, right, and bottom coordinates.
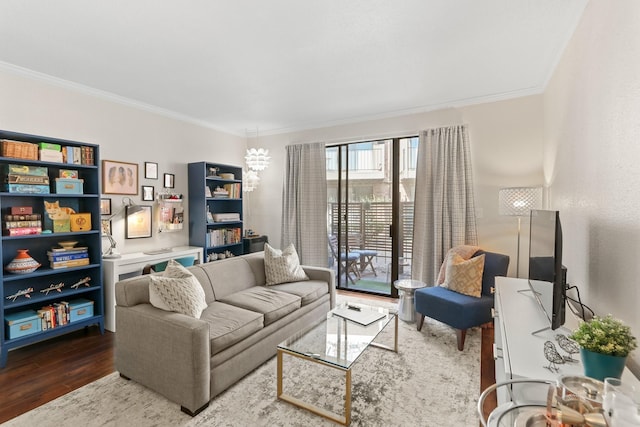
(493, 277, 638, 405)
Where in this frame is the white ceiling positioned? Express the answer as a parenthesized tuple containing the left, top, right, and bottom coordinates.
(0, 0, 588, 136)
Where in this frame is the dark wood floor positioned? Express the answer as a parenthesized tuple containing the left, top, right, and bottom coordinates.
(0, 293, 496, 424)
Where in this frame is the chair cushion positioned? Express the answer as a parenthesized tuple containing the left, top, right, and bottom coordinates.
(264, 243, 309, 285)
(218, 286, 302, 325)
(441, 253, 485, 298)
(267, 280, 329, 306)
(477, 251, 510, 296)
(415, 286, 494, 330)
(148, 260, 207, 318)
(200, 301, 264, 355)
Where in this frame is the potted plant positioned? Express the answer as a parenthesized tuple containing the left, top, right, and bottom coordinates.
(569, 314, 637, 381)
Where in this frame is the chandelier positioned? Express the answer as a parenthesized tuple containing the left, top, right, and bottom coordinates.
(242, 170, 261, 192)
(245, 148, 271, 171)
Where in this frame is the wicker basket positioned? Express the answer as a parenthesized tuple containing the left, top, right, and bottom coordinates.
(1, 139, 39, 160)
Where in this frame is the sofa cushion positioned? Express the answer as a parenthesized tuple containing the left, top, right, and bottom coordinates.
(267, 280, 328, 306)
(200, 301, 264, 355)
(264, 243, 309, 285)
(441, 253, 485, 298)
(219, 286, 301, 325)
(148, 260, 208, 318)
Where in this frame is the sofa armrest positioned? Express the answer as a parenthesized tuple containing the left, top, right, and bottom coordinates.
(302, 265, 336, 308)
(115, 303, 210, 414)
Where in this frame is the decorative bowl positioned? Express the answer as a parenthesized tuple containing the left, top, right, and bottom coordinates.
(58, 241, 78, 249)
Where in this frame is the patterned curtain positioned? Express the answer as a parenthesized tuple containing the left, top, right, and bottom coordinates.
(411, 125, 478, 284)
(281, 142, 328, 266)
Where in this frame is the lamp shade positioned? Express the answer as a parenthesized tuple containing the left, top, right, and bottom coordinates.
(498, 187, 542, 216)
(245, 148, 270, 171)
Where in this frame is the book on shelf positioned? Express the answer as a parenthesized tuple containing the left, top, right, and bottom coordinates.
(50, 258, 90, 269)
(223, 183, 241, 198)
(48, 252, 89, 262)
(49, 246, 88, 253)
(4, 226, 42, 236)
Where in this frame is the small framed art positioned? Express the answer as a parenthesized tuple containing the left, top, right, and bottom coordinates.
(101, 219, 112, 236)
(125, 205, 152, 239)
(142, 185, 154, 201)
(164, 173, 175, 189)
(100, 198, 112, 215)
(145, 162, 158, 179)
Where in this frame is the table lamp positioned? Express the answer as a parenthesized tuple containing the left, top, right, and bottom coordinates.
(102, 197, 144, 259)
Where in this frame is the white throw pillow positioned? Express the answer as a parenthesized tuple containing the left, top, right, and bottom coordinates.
(441, 253, 485, 298)
(149, 259, 207, 318)
(264, 243, 309, 285)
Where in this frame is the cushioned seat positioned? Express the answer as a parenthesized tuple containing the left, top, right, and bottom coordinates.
(218, 286, 302, 325)
(267, 280, 329, 306)
(200, 301, 264, 355)
(414, 250, 509, 350)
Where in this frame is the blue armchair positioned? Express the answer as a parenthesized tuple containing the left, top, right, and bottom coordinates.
(414, 250, 509, 351)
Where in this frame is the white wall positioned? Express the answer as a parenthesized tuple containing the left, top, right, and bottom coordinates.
(250, 96, 545, 278)
(0, 69, 246, 254)
(544, 0, 640, 374)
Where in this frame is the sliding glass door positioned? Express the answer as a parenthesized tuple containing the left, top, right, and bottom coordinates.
(326, 137, 418, 297)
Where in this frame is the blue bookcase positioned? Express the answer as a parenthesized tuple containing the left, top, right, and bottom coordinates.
(0, 130, 104, 368)
(188, 162, 243, 263)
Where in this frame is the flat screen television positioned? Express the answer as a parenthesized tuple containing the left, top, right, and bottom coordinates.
(528, 209, 567, 331)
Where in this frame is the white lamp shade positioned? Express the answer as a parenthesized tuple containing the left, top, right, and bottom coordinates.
(499, 187, 543, 216)
(245, 148, 270, 171)
(243, 170, 260, 192)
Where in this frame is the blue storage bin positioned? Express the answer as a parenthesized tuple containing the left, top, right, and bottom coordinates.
(55, 178, 84, 194)
(69, 299, 94, 322)
(5, 310, 41, 339)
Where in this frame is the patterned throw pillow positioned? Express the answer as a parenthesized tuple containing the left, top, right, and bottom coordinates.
(148, 259, 207, 318)
(264, 243, 309, 285)
(441, 253, 485, 298)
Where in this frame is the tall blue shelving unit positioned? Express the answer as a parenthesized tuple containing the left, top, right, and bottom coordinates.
(188, 162, 243, 263)
(0, 130, 104, 368)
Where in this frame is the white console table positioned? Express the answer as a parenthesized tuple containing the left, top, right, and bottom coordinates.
(102, 246, 203, 332)
(493, 276, 639, 405)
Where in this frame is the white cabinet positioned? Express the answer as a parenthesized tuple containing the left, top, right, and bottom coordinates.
(493, 277, 638, 406)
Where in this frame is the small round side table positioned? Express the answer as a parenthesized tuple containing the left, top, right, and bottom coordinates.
(393, 279, 426, 322)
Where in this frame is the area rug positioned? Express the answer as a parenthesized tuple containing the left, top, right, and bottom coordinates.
(4, 296, 481, 426)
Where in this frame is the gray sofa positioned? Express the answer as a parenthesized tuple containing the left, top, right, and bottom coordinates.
(114, 251, 335, 416)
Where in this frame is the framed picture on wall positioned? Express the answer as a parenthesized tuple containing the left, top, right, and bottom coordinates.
(125, 205, 152, 239)
(101, 219, 112, 236)
(142, 185, 154, 201)
(144, 162, 158, 179)
(164, 173, 175, 188)
(100, 198, 112, 215)
(102, 160, 138, 195)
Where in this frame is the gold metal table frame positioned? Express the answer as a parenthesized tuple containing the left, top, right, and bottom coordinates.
(276, 308, 398, 426)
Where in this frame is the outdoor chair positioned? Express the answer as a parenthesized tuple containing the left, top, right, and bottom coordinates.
(414, 250, 509, 351)
(328, 235, 360, 284)
(348, 233, 378, 276)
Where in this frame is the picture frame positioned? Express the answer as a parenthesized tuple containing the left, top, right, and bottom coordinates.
(100, 198, 112, 215)
(101, 219, 112, 236)
(102, 160, 138, 195)
(144, 162, 158, 179)
(142, 185, 154, 201)
(125, 205, 152, 239)
(164, 173, 175, 189)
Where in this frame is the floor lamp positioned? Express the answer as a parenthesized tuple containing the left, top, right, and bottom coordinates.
(498, 187, 542, 277)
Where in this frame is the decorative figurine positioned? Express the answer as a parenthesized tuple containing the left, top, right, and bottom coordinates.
(70, 276, 91, 289)
(6, 287, 34, 302)
(555, 334, 580, 362)
(40, 282, 64, 295)
(543, 341, 566, 373)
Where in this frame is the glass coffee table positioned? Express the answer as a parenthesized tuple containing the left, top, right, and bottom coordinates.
(277, 302, 398, 426)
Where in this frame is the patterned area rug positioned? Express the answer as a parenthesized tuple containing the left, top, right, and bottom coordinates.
(4, 296, 481, 426)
